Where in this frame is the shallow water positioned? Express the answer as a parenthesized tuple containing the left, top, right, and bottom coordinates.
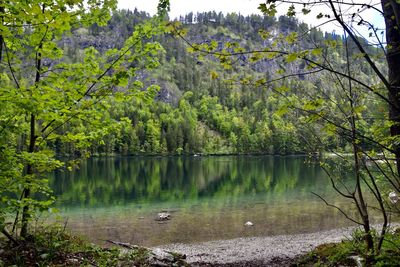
(49, 156, 366, 247)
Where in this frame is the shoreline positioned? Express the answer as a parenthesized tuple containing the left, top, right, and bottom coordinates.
(154, 227, 357, 266)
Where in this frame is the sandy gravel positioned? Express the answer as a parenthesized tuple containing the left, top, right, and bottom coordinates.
(155, 227, 356, 266)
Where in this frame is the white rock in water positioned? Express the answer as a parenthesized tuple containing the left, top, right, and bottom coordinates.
(389, 191, 399, 204)
(244, 221, 254, 226)
(157, 212, 171, 220)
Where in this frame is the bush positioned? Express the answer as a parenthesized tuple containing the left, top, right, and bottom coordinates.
(293, 228, 400, 267)
(0, 225, 173, 266)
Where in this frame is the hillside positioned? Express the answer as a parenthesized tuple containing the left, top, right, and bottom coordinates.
(51, 9, 386, 156)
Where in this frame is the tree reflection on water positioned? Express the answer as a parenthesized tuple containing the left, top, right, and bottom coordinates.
(49, 156, 364, 246)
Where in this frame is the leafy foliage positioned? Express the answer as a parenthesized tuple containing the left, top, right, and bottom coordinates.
(0, 224, 188, 266)
(294, 228, 400, 266)
(0, 1, 168, 237)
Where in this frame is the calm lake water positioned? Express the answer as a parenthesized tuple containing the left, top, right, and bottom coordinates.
(49, 156, 368, 247)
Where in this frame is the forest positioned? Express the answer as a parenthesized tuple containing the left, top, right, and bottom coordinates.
(49, 9, 385, 156)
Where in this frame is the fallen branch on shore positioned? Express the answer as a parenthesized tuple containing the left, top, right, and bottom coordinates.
(105, 240, 139, 249)
(105, 239, 189, 266)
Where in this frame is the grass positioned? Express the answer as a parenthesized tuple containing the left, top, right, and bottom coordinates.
(292, 228, 400, 267)
(0, 225, 188, 266)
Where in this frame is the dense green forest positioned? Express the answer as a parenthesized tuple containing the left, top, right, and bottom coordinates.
(49, 9, 385, 156)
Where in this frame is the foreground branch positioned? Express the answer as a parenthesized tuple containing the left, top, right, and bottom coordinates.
(311, 192, 363, 225)
(1, 228, 18, 245)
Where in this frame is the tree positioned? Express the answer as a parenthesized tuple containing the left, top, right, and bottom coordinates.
(0, 0, 169, 240)
(262, 1, 399, 258)
(171, 0, 400, 261)
(259, 0, 399, 260)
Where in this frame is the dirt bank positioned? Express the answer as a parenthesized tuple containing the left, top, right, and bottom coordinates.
(155, 227, 356, 266)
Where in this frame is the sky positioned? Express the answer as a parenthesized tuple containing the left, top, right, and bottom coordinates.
(117, 0, 262, 18)
(117, 0, 385, 41)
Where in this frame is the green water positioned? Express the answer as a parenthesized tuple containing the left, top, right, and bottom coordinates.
(49, 156, 362, 246)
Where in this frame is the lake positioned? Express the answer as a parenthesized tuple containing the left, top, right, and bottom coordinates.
(49, 155, 368, 247)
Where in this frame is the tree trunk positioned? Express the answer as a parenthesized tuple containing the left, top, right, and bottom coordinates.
(0, 2, 4, 63)
(383, 0, 400, 180)
(20, 114, 36, 238)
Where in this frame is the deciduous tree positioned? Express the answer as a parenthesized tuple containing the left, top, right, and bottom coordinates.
(0, 0, 169, 239)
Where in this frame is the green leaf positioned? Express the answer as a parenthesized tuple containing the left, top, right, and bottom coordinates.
(258, 30, 271, 39)
(287, 4, 296, 17)
(323, 123, 337, 136)
(286, 53, 298, 63)
(275, 105, 288, 116)
(210, 71, 219, 80)
(285, 32, 298, 44)
(258, 3, 277, 16)
(255, 78, 267, 86)
(311, 48, 323, 56)
(302, 8, 311, 15)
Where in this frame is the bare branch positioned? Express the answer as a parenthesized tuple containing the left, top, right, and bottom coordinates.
(311, 192, 363, 225)
(174, 28, 394, 109)
(320, 163, 355, 197)
(271, 0, 384, 15)
(1, 228, 18, 245)
(260, 68, 324, 84)
(362, 160, 389, 252)
(41, 26, 154, 134)
(3, 41, 20, 89)
(328, 0, 391, 91)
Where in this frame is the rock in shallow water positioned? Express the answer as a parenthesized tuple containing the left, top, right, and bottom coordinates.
(244, 221, 254, 226)
(156, 212, 171, 221)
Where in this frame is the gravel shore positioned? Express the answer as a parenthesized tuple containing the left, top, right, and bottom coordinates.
(155, 227, 356, 266)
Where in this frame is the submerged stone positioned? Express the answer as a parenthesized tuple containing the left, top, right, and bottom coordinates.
(244, 221, 254, 226)
(157, 212, 171, 221)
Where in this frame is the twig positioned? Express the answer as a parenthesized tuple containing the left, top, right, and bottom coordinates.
(105, 240, 138, 250)
(3, 40, 20, 89)
(63, 218, 68, 232)
(311, 191, 363, 225)
(174, 27, 394, 109)
(1, 228, 18, 245)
